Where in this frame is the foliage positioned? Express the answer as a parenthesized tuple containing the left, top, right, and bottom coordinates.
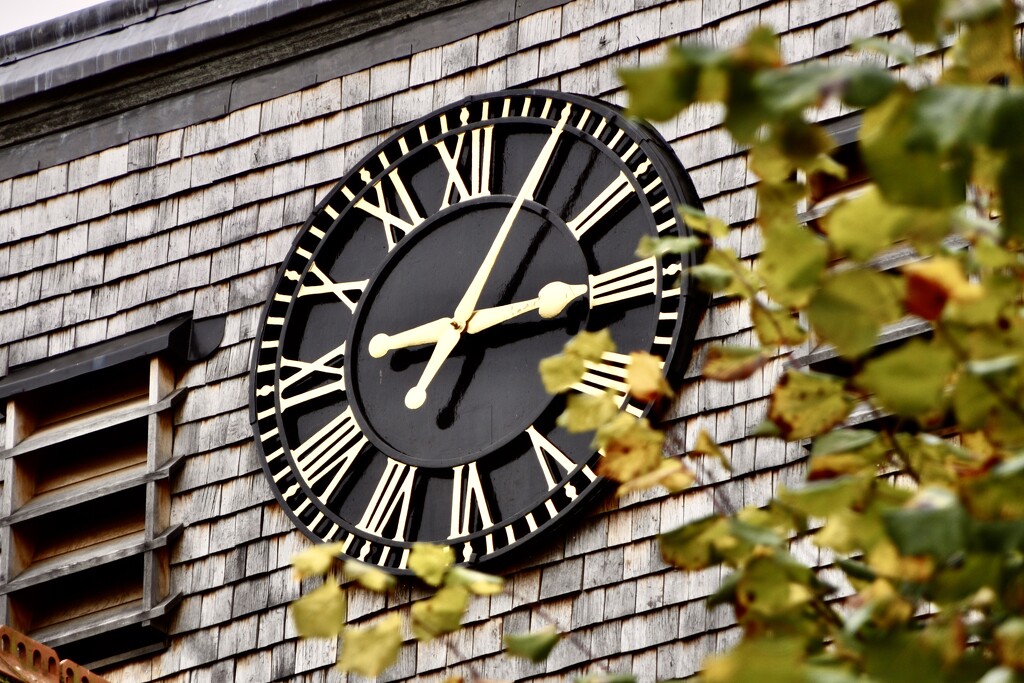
(614, 0, 1024, 680)
(290, 1, 1024, 680)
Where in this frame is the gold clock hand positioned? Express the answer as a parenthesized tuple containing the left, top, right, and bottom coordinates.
(450, 102, 573, 326)
(401, 102, 574, 410)
(370, 281, 587, 358)
(405, 327, 460, 409)
(466, 281, 587, 334)
(369, 318, 456, 358)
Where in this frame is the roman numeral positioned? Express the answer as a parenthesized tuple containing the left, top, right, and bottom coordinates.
(276, 341, 347, 412)
(436, 107, 494, 208)
(588, 256, 659, 308)
(357, 458, 417, 542)
(290, 262, 367, 312)
(566, 171, 635, 240)
(343, 166, 424, 251)
(526, 426, 576, 491)
(526, 426, 588, 516)
(280, 406, 367, 505)
(449, 461, 495, 541)
(573, 351, 652, 416)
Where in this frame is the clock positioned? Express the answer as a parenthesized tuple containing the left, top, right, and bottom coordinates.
(250, 89, 705, 573)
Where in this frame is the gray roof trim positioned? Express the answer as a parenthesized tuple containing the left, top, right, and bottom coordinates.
(0, 0, 568, 181)
(0, 0, 336, 100)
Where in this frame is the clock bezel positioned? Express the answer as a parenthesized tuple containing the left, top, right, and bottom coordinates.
(249, 88, 708, 573)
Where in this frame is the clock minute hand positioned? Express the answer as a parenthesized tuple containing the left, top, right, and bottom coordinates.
(466, 281, 588, 334)
(450, 101, 574, 326)
(403, 102, 574, 410)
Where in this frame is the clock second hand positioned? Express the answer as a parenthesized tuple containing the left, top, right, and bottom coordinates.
(403, 102, 574, 410)
(369, 281, 588, 358)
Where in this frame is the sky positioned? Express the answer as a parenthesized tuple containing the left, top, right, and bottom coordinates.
(0, 0, 108, 36)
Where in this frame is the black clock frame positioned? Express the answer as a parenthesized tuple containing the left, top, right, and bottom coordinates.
(249, 89, 708, 574)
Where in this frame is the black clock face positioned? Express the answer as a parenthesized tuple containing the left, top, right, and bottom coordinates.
(250, 90, 705, 572)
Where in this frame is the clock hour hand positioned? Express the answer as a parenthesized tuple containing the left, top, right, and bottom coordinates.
(466, 281, 587, 334)
(370, 281, 587, 358)
(369, 318, 456, 359)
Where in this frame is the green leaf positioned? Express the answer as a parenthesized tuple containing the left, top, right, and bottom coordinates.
(704, 248, 759, 298)
(757, 222, 827, 307)
(768, 371, 854, 440)
(344, 561, 397, 593)
(689, 263, 736, 293)
(411, 585, 469, 641)
(891, 0, 945, 43)
(811, 429, 879, 457)
(954, 370, 1000, 431)
(636, 234, 702, 258)
(408, 544, 455, 586)
(779, 476, 871, 517)
(1000, 151, 1024, 240)
(445, 566, 505, 595)
(857, 338, 955, 416)
(861, 88, 967, 208)
(504, 625, 561, 663)
(904, 85, 1007, 154)
(882, 487, 968, 559)
(337, 614, 402, 678)
(806, 269, 903, 358)
(702, 346, 769, 381)
(852, 36, 918, 65)
(751, 304, 807, 347)
(557, 393, 620, 433)
(291, 580, 346, 638)
(702, 637, 806, 683)
(291, 542, 345, 579)
(659, 514, 729, 570)
(822, 187, 906, 262)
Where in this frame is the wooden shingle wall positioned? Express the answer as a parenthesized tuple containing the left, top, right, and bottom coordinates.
(0, 0, 902, 680)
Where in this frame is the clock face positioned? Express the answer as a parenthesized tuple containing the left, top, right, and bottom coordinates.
(250, 89, 705, 573)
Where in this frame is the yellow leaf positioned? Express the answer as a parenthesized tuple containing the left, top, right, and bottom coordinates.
(446, 566, 505, 595)
(596, 415, 665, 483)
(539, 353, 585, 394)
(408, 544, 455, 586)
(344, 561, 397, 593)
(616, 458, 695, 496)
(291, 580, 346, 638)
(337, 614, 402, 678)
(703, 346, 769, 381)
(557, 393, 620, 433)
(291, 542, 346, 580)
(903, 256, 983, 320)
(692, 429, 732, 472)
(411, 585, 469, 641)
(626, 351, 672, 401)
(565, 328, 616, 362)
(769, 371, 854, 440)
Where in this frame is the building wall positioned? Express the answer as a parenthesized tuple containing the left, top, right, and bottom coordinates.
(0, 0, 899, 681)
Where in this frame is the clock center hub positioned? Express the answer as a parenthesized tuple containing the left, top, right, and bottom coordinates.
(346, 196, 589, 469)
